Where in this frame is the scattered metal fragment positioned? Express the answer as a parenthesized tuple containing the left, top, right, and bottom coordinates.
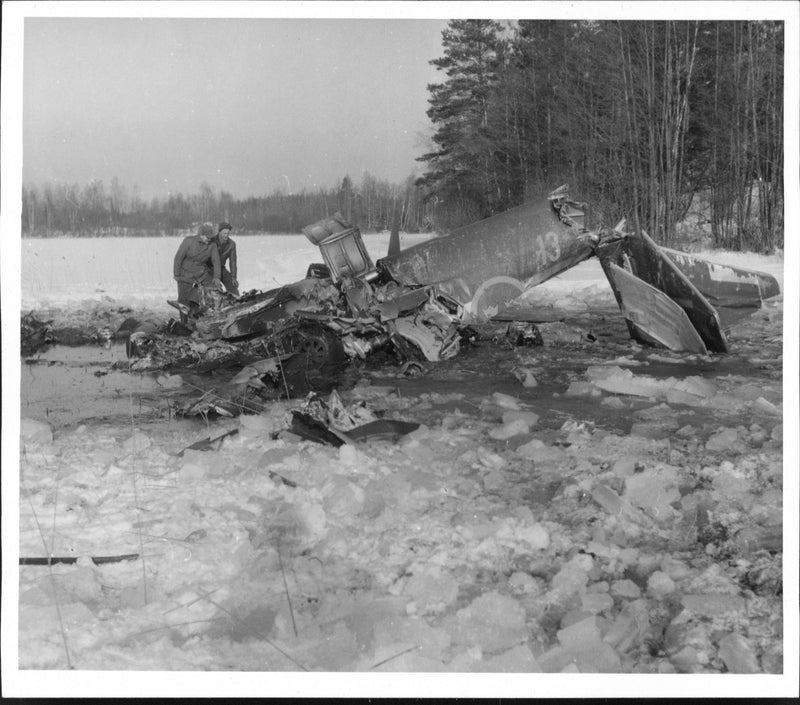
(268, 470, 298, 488)
(505, 321, 544, 347)
(287, 390, 418, 445)
(20, 553, 140, 566)
(345, 419, 420, 443)
(289, 410, 351, 446)
(177, 429, 240, 457)
(400, 360, 427, 377)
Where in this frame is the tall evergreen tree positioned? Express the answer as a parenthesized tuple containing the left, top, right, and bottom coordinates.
(418, 19, 505, 228)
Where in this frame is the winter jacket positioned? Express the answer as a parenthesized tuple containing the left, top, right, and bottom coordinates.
(173, 235, 221, 284)
(214, 237, 237, 279)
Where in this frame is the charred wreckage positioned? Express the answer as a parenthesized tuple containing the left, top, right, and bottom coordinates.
(124, 186, 779, 406)
(63, 186, 786, 414)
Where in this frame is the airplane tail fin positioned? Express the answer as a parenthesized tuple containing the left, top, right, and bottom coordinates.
(388, 203, 401, 257)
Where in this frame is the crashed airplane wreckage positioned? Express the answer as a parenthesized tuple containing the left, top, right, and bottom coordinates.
(125, 185, 780, 405)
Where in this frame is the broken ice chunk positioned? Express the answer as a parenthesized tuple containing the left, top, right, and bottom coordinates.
(580, 592, 614, 614)
(660, 557, 692, 582)
(610, 579, 641, 600)
(601, 396, 626, 409)
(565, 380, 602, 397)
(238, 412, 277, 436)
(705, 427, 745, 453)
(586, 365, 663, 398)
(557, 631, 623, 672)
(447, 591, 528, 654)
(623, 466, 680, 523)
(482, 468, 505, 491)
(612, 457, 637, 478)
(550, 554, 593, 597)
(669, 645, 703, 673)
(477, 446, 506, 470)
(374, 615, 451, 662)
(733, 525, 782, 555)
(304, 619, 359, 670)
(20, 418, 54, 446)
(338, 443, 367, 470)
(646, 571, 676, 598)
(557, 615, 602, 649)
(603, 599, 650, 653)
(489, 418, 530, 440)
(294, 500, 327, 546)
(536, 646, 575, 673)
(122, 431, 151, 454)
(512, 522, 550, 551)
(482, 644, 542, 672)
(664, 619, 715, 668)
(491, 392, 525, 410)
(508, 571, 543, 595)
(512, 367, 539, 387)
(322, 476, 364, 518)
(591, 483, 623, 515)
(710, 462, 751, 502)
(515, 439, 567, 464)
(178, 459, 207, 481)
(680, 594, 747, 617)
(717, 632, 761, 674)
(629, 418, 679, 439)
(501, 409, 540, 428)
(677, 376, 717, 396)
(401, 569, 459, 614)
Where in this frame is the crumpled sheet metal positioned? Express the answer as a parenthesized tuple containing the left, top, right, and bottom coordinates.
(196, 279, 343, 340)
(297, 389, 377, 431)
(289, 389, 420, 445)
(304, 281, 462, 362)
(125, 332, 265, 372)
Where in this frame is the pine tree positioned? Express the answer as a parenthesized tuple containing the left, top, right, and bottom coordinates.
(418, 19, 505, 228)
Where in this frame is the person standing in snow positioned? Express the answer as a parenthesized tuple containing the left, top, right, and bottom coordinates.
(173, 222, 222, 308)
(214, 221, 239, 296)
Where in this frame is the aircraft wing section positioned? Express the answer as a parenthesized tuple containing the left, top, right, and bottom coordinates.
(605, 263, 709, 354)
(661, 248, 781, 328)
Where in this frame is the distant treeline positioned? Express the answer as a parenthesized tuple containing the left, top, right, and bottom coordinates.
(417, 20, 784, 251)
(23, 20, 783, 252)
(21, 173, 433, 238)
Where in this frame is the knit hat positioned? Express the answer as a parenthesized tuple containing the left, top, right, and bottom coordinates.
(198, 223, 214, 238)
(218, 222, 232, 233)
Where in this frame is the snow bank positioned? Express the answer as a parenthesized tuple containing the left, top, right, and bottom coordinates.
(21, 235, 783, 313)
(21, 232, 433, 310)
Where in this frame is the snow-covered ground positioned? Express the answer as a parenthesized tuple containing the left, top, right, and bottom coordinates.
(19, 232, 786, 311)
(20, 233, 433, 310)
(4, 235, 798, 698)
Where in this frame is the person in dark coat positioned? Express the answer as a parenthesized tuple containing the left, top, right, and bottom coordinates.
(173, 223, 222, 307)
(214, 221, 239, 296)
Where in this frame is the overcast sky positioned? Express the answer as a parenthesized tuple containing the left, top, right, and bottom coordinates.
(23, 16, 449, 199)
(18, 2, 797, 203)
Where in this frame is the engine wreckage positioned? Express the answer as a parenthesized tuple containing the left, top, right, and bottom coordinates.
(123, 185, 780, 412)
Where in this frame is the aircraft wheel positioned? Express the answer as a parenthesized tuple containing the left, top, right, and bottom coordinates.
(275, 322, 347, 397)
(280, 323, 346, 368)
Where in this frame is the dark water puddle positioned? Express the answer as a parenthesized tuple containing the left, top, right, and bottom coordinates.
(21, 344, 185, 429)
(364, 308, 782, 435)
(20, 304, 781, 433)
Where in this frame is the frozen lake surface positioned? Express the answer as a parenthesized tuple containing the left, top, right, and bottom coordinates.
(9, 234, 793, 694)
(21, 232, 784, 311)
(21, 232, 433, 309)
